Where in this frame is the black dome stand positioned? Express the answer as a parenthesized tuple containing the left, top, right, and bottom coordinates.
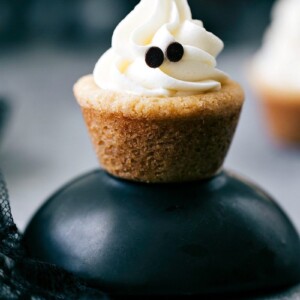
(23, 170, 300, 297)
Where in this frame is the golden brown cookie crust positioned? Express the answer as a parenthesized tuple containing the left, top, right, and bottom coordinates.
(74, 75, 244, 120)
(74, 75, 244, 183)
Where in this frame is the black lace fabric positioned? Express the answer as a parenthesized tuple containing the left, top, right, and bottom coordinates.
(0, 173, 108, 299)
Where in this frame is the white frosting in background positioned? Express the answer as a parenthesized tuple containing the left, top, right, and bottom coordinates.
(94, 0, 228, 96)
(253, 0, 300, 91)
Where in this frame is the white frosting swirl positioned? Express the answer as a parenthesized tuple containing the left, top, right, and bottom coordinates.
(94, 0, 228, 96)
(253, 0, 300, 91)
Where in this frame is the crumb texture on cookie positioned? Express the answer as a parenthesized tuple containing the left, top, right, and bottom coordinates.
(74, 75, 244, 120)
(75, 75, 244, 183)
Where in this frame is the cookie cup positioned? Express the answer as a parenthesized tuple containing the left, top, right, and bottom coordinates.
(74, 75, 244, 183)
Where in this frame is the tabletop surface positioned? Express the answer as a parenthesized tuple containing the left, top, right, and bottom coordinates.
(0, 44, 300, 299)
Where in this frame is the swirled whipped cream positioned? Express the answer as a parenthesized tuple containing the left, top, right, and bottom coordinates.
(94, 0, 228, 96)
(253, 0, 300, 91)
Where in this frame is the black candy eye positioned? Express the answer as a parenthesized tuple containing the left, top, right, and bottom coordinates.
(166, 42, 184, 62)
(145, 47, 164, 68)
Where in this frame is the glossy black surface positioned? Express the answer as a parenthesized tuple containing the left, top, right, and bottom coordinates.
(24, 170, 300, 297)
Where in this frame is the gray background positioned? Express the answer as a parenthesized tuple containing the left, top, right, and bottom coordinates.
(1, 44, 300, 300)
(0, 0, 300, 298)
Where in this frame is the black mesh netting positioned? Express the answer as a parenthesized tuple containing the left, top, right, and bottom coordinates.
(0, 173, 108, 300)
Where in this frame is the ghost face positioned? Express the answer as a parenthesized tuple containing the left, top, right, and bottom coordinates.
(94, 0, 228, 96)
(145, 42, 184, 68)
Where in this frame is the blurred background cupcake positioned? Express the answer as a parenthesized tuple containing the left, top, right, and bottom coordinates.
(252, 0, 300, 145)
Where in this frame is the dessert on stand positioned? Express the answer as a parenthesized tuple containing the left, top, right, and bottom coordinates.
(24, 0, 300, 297)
